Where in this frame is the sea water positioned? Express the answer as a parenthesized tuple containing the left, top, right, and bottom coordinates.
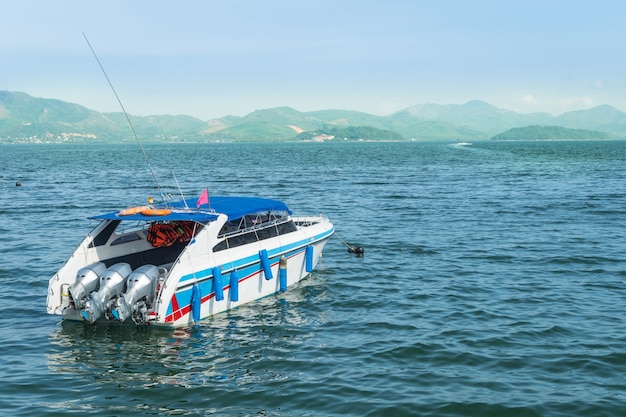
(0, 140, 625, 416)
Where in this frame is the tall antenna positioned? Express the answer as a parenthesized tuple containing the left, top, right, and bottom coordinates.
(82, 33, 168, 205)
(172, 171, 189, 209)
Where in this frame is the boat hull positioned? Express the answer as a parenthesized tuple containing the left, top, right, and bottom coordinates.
(161, 236, 331, 327)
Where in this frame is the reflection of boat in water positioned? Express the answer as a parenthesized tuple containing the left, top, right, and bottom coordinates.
(47, 195, 334, 328)
(48, 291, 318, 390)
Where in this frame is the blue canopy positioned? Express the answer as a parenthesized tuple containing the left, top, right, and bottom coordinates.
(90, 196, 292, 223)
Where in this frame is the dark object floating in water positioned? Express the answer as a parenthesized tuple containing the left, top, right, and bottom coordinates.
(15, 182, 21, 187)
(335, 233, 364, 256)
(348, 246, 364, 255)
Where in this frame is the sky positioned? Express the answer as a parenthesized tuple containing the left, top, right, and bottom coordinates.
(2, 0, 625, 120)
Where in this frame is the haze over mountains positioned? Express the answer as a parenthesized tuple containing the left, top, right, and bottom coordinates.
(1, 91, 625, 143)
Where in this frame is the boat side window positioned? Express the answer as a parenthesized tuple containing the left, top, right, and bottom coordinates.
(213, 219, 298, 252)
(213, 240, 228, 252)
(213, 230, 259, 252)
(277, 220, 298, 235)
(90, 220, 121, 247)
(255, 224, 279, 240)
(229, 230, 260, 247)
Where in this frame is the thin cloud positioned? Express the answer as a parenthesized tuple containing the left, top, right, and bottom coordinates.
(521, 94, 538, 105)
(561, 97, 594, 109)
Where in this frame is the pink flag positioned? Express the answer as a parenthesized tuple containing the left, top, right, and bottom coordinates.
(196, 188, 209, 207)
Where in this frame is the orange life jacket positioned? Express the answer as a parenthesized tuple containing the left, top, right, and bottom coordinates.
(147, 221, 195, 247)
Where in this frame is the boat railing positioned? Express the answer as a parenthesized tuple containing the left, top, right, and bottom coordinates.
(293, 215, 324, 227)
(219, 216, 289, 239)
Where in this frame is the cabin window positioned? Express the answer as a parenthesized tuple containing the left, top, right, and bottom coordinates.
(277, 221, 298, 234)
(212, 230, 255, 251)
(115, 221, 151, 235)
(90, 220, 121, 247)
(213, 219, 298, 252)
(255, 224, 279, 240)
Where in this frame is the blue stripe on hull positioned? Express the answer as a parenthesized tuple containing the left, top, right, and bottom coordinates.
(164, 234, 331, 323)
(178, 227, 333, 284)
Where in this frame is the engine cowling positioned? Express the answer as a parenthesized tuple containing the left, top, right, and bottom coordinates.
(81, 263, 131, 323)
(68, 262, 106, 310)
(110, 264, 159, 323)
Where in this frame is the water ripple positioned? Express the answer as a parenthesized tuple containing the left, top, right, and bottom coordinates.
(1, 141, 626, 416)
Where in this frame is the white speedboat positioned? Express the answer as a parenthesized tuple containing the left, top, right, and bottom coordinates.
(47, 195, 334, 327)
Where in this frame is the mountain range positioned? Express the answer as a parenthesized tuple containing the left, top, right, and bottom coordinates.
(1, 90, 625, 143)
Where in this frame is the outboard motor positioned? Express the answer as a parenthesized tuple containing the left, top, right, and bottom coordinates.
(68, 262, 107, 310)
(110, 265, 159, 323)
(81, 263, 131, 324)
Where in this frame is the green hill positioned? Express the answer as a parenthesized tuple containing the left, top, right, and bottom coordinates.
(553, 105, 626, 134)
(0, 91, 205, 143)
(296, 125, 404, 141)
(392, 100, 554, 136)
(491, 125, 612, 141)
(2, 91, 626, 143)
